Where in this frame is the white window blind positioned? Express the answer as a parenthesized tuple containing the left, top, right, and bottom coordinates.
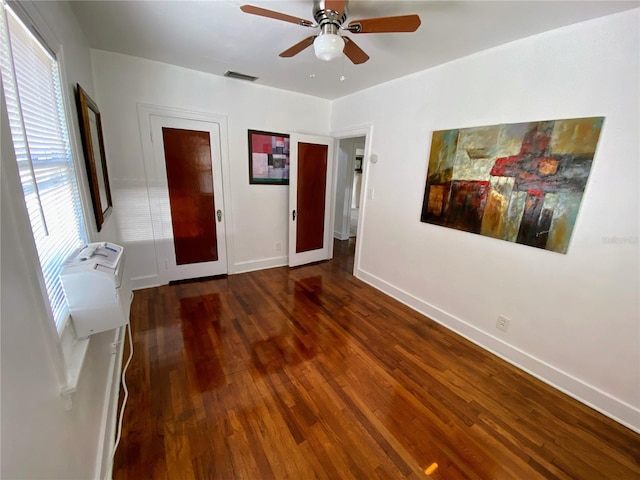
(0, 4, 87, 329)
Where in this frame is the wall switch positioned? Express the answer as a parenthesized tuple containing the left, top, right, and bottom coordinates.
(367, 188, 374, 200)
(496, 315, 510, 332)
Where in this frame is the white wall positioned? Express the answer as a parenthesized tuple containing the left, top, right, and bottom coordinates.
(335, 137, 355, 239)
(1, 2, 123, 478)
(90, 50, 331, 287)
(351, 142, 364, 210)
(332, 9, 640, 430)
(2, 6, 635, 480)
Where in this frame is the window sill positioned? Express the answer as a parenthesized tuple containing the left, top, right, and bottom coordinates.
(59, 318, 90, 410)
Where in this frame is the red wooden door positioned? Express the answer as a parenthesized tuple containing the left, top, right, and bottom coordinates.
(150, 116, 227, 282)
(289, 134, 334, 267)
(162, 127, 218, 264)
(296, 142, 328, 253)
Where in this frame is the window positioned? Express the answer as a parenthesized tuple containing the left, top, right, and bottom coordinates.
(0, 3, 87, 330)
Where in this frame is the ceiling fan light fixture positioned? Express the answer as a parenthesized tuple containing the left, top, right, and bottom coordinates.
(313, 33, 344, 61)
(241, 2, 421, 65)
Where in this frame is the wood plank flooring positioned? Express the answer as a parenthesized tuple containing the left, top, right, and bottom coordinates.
(113, 239, 640, 479)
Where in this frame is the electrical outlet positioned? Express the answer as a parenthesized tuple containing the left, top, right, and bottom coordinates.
(496, 315, 510, 332)
(275, 242, 282, 252)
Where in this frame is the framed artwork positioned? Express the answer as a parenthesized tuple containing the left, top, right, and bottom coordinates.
(75, 83, 113, 231)
(248, 130, 290, 185)
(420, 117, 604, 254)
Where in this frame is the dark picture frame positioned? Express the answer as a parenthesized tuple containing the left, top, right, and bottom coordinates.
(75, 83, 113, 231)
(248, 129, 290, 185)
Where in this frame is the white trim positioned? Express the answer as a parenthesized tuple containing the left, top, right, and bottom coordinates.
(58, 328, 90, 404)
(356, 267, 640, 433)
(334, 230, 349, 241)
(136, 103, 235, 285)
(7, 1, 59, 53)
(94, 326, 126, 480)
(330, 125, 373, 275)
(233, 256, 288, 274)
(131, 274, 160, 291)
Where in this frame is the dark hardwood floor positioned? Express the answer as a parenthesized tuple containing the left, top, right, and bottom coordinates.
(114, 239, 640, 479)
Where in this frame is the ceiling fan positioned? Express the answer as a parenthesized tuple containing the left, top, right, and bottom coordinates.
(240, 0, 421, 65)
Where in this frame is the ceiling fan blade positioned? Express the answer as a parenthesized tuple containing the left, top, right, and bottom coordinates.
(280, 36, 316, 57)
(343, 37, 369, 65)
(325, 0, 346, 18)
(240, 5, 315, 27)
(348, 14, 421, 33)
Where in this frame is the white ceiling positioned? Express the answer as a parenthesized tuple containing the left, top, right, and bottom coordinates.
(69, 0, 639, 100)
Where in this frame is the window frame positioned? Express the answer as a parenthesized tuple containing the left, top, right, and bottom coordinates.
(1, 1, 95, 337)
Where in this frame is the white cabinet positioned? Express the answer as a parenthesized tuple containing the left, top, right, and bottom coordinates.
(60, 242, 132, 338)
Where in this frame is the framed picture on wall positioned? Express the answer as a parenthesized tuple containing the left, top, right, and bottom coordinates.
(248, 129, 290, 185)
(419, 116, 604, 254)
(75, 83, 113, 231)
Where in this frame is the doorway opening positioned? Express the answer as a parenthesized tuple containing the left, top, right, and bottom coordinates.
(333, 135, 366, 274)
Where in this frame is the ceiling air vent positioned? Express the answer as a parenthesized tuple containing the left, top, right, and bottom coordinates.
(224, 71, 258, 82)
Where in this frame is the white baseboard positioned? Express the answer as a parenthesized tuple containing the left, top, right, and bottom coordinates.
(94, 325, 127, 480)
(132, 258, 291, 287)
(232, 256, 288, 274)
(131, 274, 160, 290)
(356, 268, 640, 433)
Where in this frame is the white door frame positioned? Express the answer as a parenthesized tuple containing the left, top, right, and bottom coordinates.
(329, 125, 373, 276)
(335, 137, 365, 240)
(137, 104, 235, 284)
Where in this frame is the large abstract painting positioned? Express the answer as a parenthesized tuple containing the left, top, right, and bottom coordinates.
(420, 117, 604, 254)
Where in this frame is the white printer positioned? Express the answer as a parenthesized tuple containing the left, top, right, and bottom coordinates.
(60, 242, 132, 338)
